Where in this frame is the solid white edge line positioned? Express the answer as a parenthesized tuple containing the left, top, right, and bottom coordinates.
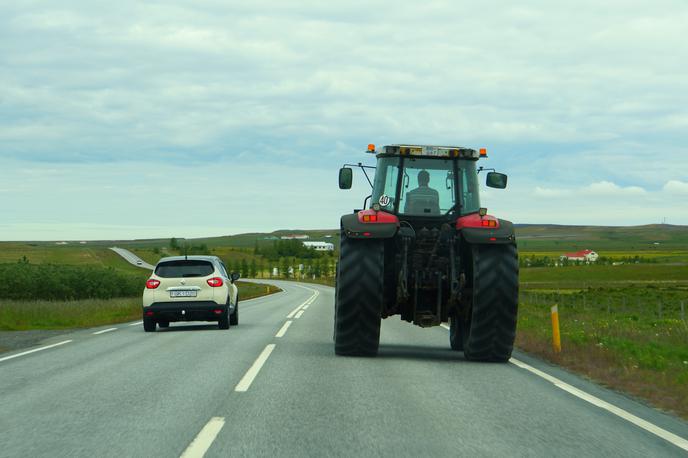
(179, 417, 225, 458)
(295, 310, 305, 319)
(302, 304, 310, 310)
(509, 357, 688, 452)
(92, 328, 117, 335)
(436, 324, 688, 451)
(440, 323, 450, 330)
(0, 340, 73, 363)
(129, 321, 143, 326)
(234, 344, 276, 392)
(275, 321, 293, 338)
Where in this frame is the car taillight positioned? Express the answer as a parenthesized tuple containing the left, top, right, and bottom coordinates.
(146, 279, 160, 289)
(207, 277, 224, 287)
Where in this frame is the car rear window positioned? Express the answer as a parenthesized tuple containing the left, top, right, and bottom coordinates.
(155, 260, 215, 278)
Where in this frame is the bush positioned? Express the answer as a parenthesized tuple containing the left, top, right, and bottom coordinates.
(0, 262, 148, 300)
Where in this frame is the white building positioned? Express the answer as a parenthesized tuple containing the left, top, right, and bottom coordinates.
(559, 249, 599, 262)
(302, 241, 335, 251)
(281, 234, 310, 240)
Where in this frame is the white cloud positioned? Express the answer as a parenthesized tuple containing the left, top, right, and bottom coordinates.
(534, 186, 570, 197)
(663, 180, 688, 194)
(581, 181, 647, 196)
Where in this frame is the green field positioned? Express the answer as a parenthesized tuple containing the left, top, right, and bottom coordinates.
(521, 263, 688, 289)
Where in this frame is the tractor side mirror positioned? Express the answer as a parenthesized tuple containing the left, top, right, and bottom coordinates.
(486, 172, 508, 189)
(339, 167, 353, 189)
(230, 272, 240, 283)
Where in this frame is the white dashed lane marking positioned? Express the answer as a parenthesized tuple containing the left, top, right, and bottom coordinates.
(180, 417, 225, 458)
(234, 344, 276, 392)
(275, 321, 293, 338)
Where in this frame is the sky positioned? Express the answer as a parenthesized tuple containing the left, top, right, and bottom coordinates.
(1, 1, 687, 240)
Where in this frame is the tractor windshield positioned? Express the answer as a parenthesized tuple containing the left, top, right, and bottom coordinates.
(371, 156, 481, 216)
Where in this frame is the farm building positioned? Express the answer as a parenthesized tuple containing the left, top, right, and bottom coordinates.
(560, 249, 599, 262)
(302, 241, 335, 251)
(281, 234, 310, 240)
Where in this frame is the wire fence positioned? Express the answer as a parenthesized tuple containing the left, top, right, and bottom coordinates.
(519, 291, 687, 322)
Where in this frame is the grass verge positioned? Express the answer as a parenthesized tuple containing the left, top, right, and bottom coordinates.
(0, 280, 281, 331)
(515, 299, 688, 420)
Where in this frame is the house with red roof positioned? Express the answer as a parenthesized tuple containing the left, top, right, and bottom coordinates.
(560, 249, 599, 262)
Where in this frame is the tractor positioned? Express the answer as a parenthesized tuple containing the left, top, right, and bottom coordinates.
(334, 144, 518, 362)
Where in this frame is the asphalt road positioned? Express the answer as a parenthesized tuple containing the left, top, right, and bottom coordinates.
(110, 246, 155, 270)
(1, 281, 687, 457)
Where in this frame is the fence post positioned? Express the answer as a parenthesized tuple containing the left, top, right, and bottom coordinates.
(551, 305, 561, 353)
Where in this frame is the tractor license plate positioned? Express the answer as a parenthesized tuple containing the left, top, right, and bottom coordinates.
(170, 290, 197, 298)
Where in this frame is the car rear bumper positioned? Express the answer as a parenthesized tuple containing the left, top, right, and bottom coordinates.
(143, 301, 228, 322)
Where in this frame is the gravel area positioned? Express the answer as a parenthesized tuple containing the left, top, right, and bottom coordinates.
(0, 330, 73, 354)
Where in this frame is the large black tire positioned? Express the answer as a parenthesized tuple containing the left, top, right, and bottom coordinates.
(462, 243, 519, 362)
(449, 308, 463, 351)
(332, 261, 339, 342)
(230, 295, 239, 326)
(334, 234, 384, 356)
(143, 317, 156, 332)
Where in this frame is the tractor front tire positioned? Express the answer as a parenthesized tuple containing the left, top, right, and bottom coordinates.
(462, 243, 519, 362)
(334, 234, 384, 356)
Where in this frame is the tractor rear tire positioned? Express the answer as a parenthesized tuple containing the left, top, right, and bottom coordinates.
(449, 309, 464, 351)
(334, 234, 384, 356)
(462, 243, 519, 362)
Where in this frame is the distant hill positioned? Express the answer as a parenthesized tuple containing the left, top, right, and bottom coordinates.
(9, 224, 688, 253)
(514, 224, 688, 252)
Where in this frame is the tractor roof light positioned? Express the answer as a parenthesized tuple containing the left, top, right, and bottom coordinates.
(366, 144, 376, 153)
(379, 145, 480, 159)
(479, 148, 487, 157)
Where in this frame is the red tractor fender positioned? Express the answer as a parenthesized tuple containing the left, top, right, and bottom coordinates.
(341, 210, 399, 239)
(456, 213, 516, 244)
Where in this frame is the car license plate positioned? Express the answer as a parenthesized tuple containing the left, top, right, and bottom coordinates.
(170, 290, 197, 298)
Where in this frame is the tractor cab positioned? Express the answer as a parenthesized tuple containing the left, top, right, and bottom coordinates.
(339, 144, 507, 229)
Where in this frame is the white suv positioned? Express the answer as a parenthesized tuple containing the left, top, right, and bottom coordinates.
(142, 255, 239, 332)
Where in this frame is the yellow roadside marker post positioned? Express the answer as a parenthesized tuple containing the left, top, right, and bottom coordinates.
(551, 304, 562, 353)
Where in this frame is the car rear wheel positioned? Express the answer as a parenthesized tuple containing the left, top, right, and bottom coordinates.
(143, 317, 156, 332)
(218, 310, 230, 329)
(230, 295, 239, 326)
